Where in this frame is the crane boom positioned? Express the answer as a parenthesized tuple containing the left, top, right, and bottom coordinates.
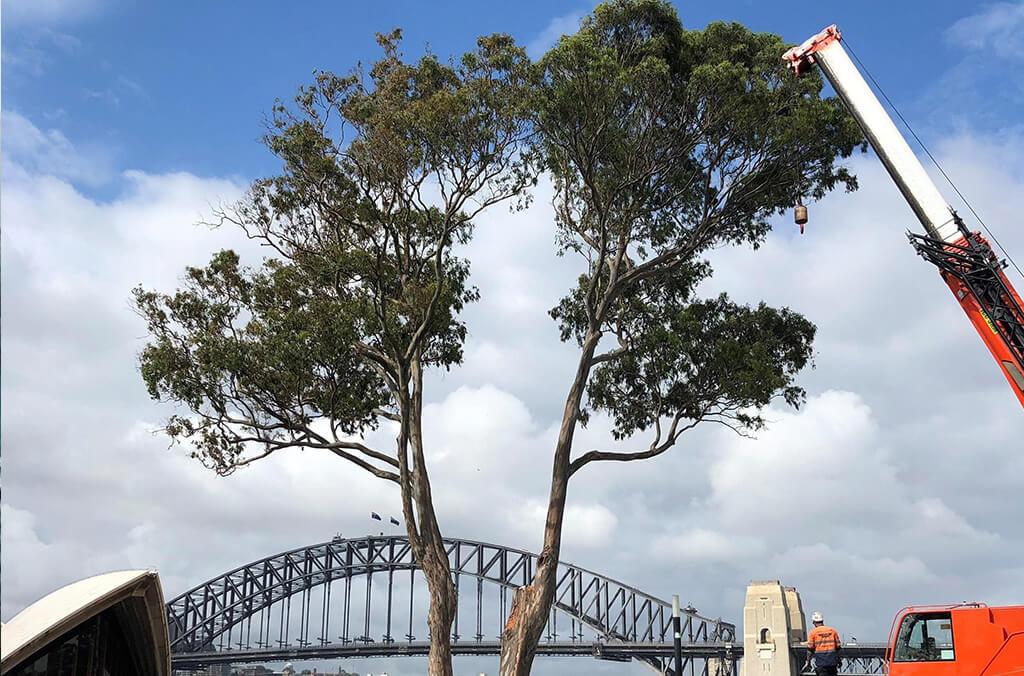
(783, 25, 1024, 408)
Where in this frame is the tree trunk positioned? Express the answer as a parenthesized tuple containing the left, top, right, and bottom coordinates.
(421, 542, 457, 676)
(498, 578, 551, 676)
(398, 468, 456, 676)
(498, 332, 601, 676)
(407, 357, 458, 676)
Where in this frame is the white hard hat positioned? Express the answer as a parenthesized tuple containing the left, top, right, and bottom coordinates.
(811, 611, 824, 623)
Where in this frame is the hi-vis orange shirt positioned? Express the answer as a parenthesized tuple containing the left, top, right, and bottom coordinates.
(807, 625, 842, 667)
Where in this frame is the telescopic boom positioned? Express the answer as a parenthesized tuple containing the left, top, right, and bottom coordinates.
(784, 25, 1024, 408)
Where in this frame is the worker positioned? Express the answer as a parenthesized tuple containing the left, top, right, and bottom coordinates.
(805, 611, 842, 676)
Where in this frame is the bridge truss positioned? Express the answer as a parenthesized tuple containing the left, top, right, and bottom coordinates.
(166, 535, 885, 674)
(167, 535, 735, 672)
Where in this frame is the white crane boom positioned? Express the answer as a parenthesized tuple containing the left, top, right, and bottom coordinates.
(784, 24, 1024, 408)
(782, 26, 960, 243)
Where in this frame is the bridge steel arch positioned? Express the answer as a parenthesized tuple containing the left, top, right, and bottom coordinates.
(166, 535, 735, 666)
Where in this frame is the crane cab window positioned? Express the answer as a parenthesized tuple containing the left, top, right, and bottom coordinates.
(894, 612, 956, 662)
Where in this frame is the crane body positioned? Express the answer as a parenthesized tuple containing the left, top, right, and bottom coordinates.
(884, 604, 1024, 676)
(776, 30, 1022, 674)
(783, 25, 1024, 407)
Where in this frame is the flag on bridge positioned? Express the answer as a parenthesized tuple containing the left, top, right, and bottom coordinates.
(371, 512, 382, 521)
(390, 517, 400, 526)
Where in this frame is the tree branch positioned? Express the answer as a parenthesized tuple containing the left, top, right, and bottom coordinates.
(588, 345, 631, 366)
(567, 414, 701, 478)
(328, 447, 400, 483)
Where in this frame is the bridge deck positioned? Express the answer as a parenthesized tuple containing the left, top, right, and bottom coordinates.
(171, 641, 888, 669)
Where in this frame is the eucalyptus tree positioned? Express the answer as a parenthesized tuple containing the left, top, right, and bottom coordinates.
(133, 31, 534, 676)
(497, 2, 864, 673)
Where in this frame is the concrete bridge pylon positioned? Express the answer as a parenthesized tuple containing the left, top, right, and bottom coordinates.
(741, 580, 807, 676)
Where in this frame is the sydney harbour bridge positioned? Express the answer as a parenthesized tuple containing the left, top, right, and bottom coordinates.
(166, 535, 886, 674)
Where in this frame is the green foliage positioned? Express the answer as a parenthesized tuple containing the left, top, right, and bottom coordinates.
(588, 293, 816, 437)
(135, 251, 389, 469)
(134, 32, 535, 475)
(537, 0, 862, 259)
(538, 0, 864, 436)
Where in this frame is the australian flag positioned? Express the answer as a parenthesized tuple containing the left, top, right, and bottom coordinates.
(390, 517, 400, 526)
(371, 512, 382, 521)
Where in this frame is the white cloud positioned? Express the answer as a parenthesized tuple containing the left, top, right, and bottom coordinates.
(946, 1, 1024, 60)
(527, 10, 585, 58)
(84, 87, 121, 108)
(116, 75, 148, 100)
(2, 98, 1022, 668)
(0, 505, 63, 612)
(770, 544, 937, 590)
(1, 27, 82, 77)
(653, 529, 766, 564)
(564, 503, 619, 548)
(1, 110, 113, 185)
(510, 500, 619, 549)
(920, 3, 1024, 130)
(704, 391, 901, 530)
(1, 0, 104, 26)
(1, 7, 1017, 670)
(424, 384, 538, 464)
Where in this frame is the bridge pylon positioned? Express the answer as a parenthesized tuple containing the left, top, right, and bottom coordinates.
(741, 580, 806, 676)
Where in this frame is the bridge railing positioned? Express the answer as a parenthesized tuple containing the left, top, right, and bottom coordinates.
(795, 644, 888, 676)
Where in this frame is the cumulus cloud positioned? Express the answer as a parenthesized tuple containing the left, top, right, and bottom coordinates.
(0, 505, 66, 612)
(770, 544, 938, 594)
(0, 116, 578, 624)
(653, 529, 766, 564)
(704, 391, 897, 529)
(4, 7, 1021, 673)
(510, 500, 619, 549)
(2, 71, 1023, 676)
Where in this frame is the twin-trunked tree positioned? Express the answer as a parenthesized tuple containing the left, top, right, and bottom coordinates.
(134, 2, 862, 675)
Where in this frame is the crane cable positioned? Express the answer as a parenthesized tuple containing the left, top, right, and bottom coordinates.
(842, 37, 1024, 282)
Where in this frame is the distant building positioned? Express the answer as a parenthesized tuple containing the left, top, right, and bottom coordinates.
(0, 570, 170, 676)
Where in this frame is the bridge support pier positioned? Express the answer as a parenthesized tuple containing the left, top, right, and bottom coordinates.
(741, 580, 807, 676)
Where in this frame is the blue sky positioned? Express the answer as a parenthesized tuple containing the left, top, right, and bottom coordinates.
(4, 3, 1024, 675)
(4, 0, 1015, 192)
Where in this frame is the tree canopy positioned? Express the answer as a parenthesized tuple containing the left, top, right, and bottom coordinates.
(498, 2, 864, 674)
(134, 30, 535, 676)
(135, 31, 535, 478)
(132, 5, 867, 675)
(537, 1, 864, 443)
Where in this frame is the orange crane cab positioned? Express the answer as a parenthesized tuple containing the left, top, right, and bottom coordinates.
(886, 604, 1024, 676)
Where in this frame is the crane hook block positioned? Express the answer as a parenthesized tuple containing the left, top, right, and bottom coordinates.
(794, 205, 808, 234)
